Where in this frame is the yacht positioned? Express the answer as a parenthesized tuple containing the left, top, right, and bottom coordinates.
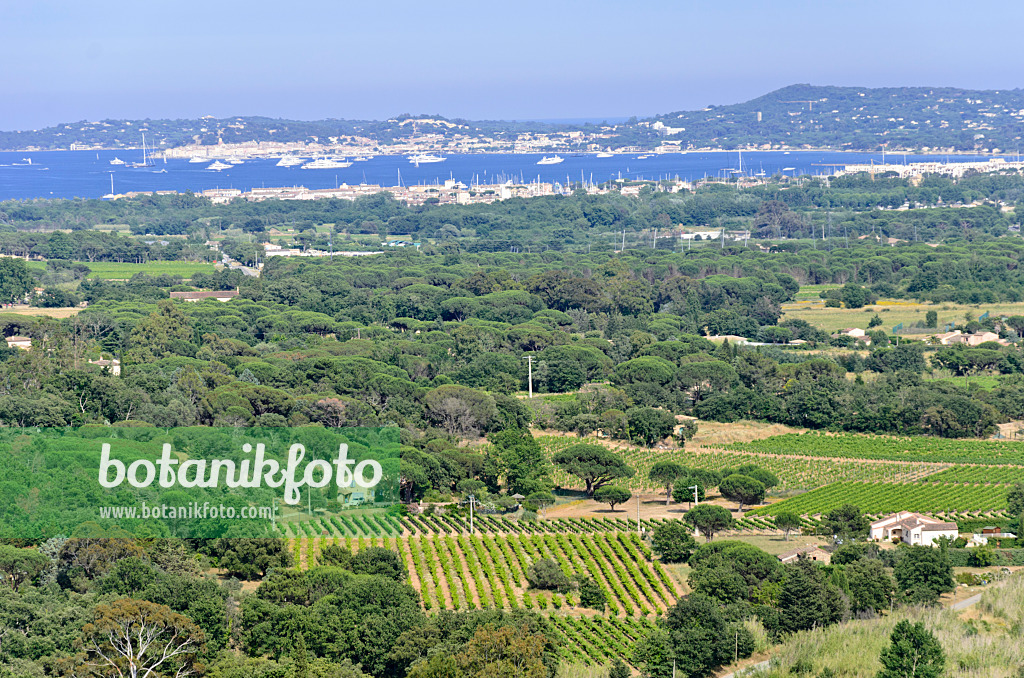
(188, 156, 207, 163)
(353, 156, 372, 162)
(129, 132, 155, 168)
(636, 155, 650, 160)
(408, 154, 446, 164)
(301, 157, 353, 169)
(228, 158, 245, 165)
(596, 152, 614, 158)
(537, 155, 564, 165)
(109, 157, 126, 165)
(207, 161, 232, 171)
(276, 155, 306, 167)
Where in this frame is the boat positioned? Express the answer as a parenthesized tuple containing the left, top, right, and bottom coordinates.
(129, 132, 155, 168)
(276, 155, 305, 167)
(353, 156, 372, 162)
(636, 155, 650, 160)
(228, 159, 245, 165)
(537, 155, 564, 165)
(782, 167, 796, 171)
(13, 158, 33, 166)
(301, 157, 353, 169)
(407, 154, 446, 164)
(188, 156, 207, 163)
(207, 161, 232, 171)
(109, 157, 126, 165)
(596, 152, 614, 158)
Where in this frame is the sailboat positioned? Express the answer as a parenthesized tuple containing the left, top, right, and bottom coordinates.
(130, 132, 155, 168)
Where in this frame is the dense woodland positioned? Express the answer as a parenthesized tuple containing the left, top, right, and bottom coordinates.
(1, 171, 1024, 677)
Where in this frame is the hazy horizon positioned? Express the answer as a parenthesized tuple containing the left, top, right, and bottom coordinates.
(3, 0, 1022, 131)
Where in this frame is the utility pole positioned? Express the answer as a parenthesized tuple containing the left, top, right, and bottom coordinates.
(523, 356, 534, 398)
(688, 485, 699, 538)
(621, 229, 626, 252)
(652, 228, 657, 249)
(468, 494, 476, 535)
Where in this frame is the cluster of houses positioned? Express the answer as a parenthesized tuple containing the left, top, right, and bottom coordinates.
(776, 511, 1016, 565)
(833, 327, 1011, 347)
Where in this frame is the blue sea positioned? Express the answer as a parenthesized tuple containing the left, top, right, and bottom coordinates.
(0, 149, 1000, 201)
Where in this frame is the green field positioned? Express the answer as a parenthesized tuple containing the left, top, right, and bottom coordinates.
(781, 297, 1024, 333)
(27, 260, 215, 279)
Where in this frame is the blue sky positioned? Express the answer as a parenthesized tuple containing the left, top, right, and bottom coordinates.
(2, 0, 1022, 130)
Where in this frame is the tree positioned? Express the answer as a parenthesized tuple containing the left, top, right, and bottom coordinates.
(649, 461, 687, 506)
(820, 504, 869, 542)
(685, 504, 734, 543)
(74, 598, 205, 678)
(663, 594, 753, 678)
(594, 485, 632, 512)
(527, 558, 572, 592)
(893, 547, 954, 604)
(552, 443, 634, 496)
(424, 385, 497, 437)
(0, 256, 33, 305)
(652, 520, 698, 563)
(876, 620, 945, 678)
(487, 428, 549, 495)
(293, 632, 311, 678)
(774, 511, 802, 541)
(350, 547, 405, 582)
(0, 545, 48, 589)
(626, 407, 677, 446)
(608, 657, 630, 678)
(778, 558, 847, 633)
(214, 538, 292, 580)
(925, 310, 938, 328)
(1008, 482, 1024, 533)
(576, 576, 606, 611)
(718, 474, 766, 511)
(848, 558, 897, 614)
(318, 543, 353, 569)
(125, 299, 195, 363)
(455, 623, 549, 678)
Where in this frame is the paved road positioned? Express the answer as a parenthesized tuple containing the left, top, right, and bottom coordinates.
(951, 592, 983, 611)
(720, 592, 984, 678)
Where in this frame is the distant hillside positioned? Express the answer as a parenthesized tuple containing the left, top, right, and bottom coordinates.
(644, 84, 1024, 153)
(5, 84, 1024, 153)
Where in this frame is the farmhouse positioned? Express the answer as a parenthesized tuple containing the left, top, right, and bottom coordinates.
(869, 512, 959, 546)
(5, 336, 31, 350)
(169, 290, 239, 302)
(777, 546, 831, 565)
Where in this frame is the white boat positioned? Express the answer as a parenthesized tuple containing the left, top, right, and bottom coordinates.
(537, 155, 564, 165)
(408, 154, 446, 164)
(228, 159, 245, 165)
(207, 161, 232, 171)
(13, 158, 32, 166)
(301, 157, 353, 169)
(353, 156, 372, 161)
(596, 152, 614, 158)
(636, 155, 650, 160)
(129, 132, 155, 168)
(188, 156, 207, 163)
(276, 156, 305, 167)
(109, 157, 126, 165)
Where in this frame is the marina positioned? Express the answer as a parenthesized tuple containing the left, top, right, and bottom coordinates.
(0, 149, 1008, 201)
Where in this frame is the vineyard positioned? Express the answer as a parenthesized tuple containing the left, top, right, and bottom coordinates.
(749, 481, 1011, 518)
(732, 432, 1024, 465)
(289, 528, 682, 618)
(278, 513, 668, 538)
(925, 465, 1024, 484)
(533, 436, 941, 492)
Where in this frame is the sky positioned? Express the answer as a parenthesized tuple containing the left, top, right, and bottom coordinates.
(2, 0, 1023, 130)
